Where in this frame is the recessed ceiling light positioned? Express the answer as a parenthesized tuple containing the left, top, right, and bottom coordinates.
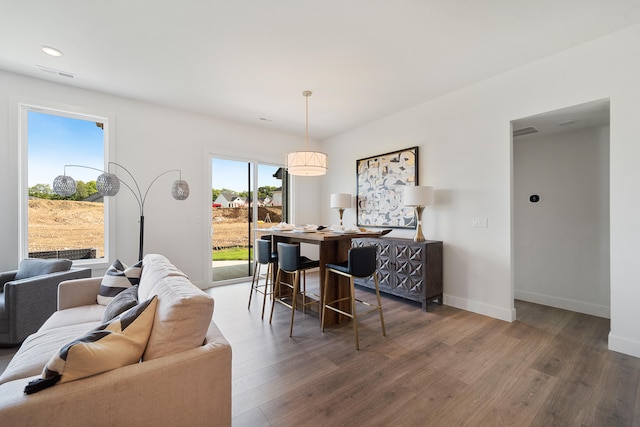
(557, 119, 577, 126)
(41, 46, 63, 57)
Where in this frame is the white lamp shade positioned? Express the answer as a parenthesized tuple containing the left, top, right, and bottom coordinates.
(330, 193, 351, 209)
(403, 186, 434, 207)
(286, 151, 328, 176)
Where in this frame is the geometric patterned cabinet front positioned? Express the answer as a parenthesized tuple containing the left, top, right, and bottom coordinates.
(353, 237, 443, 311)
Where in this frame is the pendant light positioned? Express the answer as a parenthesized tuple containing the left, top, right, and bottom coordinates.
(286, 91, 328, 176)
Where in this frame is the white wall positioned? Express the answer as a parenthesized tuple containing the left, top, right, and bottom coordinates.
(0, 70, 322, 286)
(3, 23, 640, 357)
(513, 126, 610, 318)
(321, 24, 640, 357)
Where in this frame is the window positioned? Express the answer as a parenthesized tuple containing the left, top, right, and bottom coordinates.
(20, 104, 113, 263)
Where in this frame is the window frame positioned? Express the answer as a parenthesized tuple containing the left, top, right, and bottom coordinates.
(18, 100, 116, 269)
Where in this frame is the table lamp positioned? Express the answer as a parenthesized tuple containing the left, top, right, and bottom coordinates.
(403, 186, 434, 242)
(330, 193, 352, 225)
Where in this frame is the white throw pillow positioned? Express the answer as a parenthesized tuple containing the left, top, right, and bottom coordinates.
(97, 259, 142, 305)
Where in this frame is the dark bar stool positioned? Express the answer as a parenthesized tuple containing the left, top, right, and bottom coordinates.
(269, 242, 320, 337)
(248, 238, 277, 319)
(321, 245, 386, 350)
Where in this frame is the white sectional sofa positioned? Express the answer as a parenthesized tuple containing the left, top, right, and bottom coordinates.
(0, 254, 231, 426)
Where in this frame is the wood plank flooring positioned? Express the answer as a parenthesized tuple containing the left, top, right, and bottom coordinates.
(207, 274, 640, 426)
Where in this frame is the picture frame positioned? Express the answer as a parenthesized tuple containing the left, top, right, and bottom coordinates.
(356, 146, 418, 228)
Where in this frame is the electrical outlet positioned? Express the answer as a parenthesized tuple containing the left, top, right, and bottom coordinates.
(473, 217, 488, 228)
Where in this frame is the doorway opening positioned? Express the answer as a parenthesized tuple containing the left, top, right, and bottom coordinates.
(209, 157, 288, 285)
(511, 98, 610, 319)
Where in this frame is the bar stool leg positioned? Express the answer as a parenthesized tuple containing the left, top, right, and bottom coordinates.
(302, 271, 306, 314)
(248, 260, 261, 309)
(373, 272, 386, 336)
(289, 271, 300, 337)
(350, 276, 360, 350)
(260, 262, 272, 319)
(321, 269, 331, 332)
(269, 267, 283, 324)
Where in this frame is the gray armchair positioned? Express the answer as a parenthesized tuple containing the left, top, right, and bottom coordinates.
(0, 259, 91, 346)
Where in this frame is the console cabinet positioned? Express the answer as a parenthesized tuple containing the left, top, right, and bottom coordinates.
(352, 237, 443, 311)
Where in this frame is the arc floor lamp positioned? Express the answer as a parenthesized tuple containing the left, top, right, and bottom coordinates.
(53, 162, 189, 261)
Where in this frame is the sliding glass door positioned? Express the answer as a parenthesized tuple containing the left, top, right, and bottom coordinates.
(210, 157, 287, 284)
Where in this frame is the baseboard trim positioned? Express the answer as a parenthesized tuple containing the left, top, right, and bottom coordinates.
(608, 332, 640, 358)
(515, 289, 610, 319)
(444, 294, 516, 322)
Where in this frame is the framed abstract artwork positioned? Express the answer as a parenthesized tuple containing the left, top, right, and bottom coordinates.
(356, 146, 418, 228)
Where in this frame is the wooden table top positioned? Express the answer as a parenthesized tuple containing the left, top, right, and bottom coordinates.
(255, 228, 384, 243)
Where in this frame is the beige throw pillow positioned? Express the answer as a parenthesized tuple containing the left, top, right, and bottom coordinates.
(142, 275, 213, 361)
(24, 296, 157, 394)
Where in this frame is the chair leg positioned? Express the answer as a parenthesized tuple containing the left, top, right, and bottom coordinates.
(373, 272, 386, 337)
(248, 261, 260, 309)
(289, 271, 299, 337)
(321, 268, 331, 332)
(350, 277, 360, 351)
(302, 270, 307, 314)
(269, 267, 282, 324)
(260, 262, 272, 320)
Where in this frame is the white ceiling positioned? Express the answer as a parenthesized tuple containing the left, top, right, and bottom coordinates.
(1, 1, 639, 140)
(512, 98, 611, 139)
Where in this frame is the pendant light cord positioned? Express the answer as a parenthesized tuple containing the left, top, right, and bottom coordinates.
(303, 90, 312, 151)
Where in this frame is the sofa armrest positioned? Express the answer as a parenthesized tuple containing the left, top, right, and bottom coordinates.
(0, 321, 232, 426)
(0, 270, 18, 287)
(57, 277, 103, 310)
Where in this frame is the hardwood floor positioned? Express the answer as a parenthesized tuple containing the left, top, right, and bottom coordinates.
(207, 274, 640, 426)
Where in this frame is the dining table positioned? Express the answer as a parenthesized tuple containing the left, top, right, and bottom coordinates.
(255, 227, 384, 325)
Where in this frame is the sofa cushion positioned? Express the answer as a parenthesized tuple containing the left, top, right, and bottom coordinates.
(0, 322, 100, 385)
(40, 305, 105, 331)
(24, 296, 158, 394)
(142, 274, 214, 361)
(138, 254, 188, 302)
(97, 259, 142, 305)
(102, 285, 139, 323)
(14, 258, 72, 280)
